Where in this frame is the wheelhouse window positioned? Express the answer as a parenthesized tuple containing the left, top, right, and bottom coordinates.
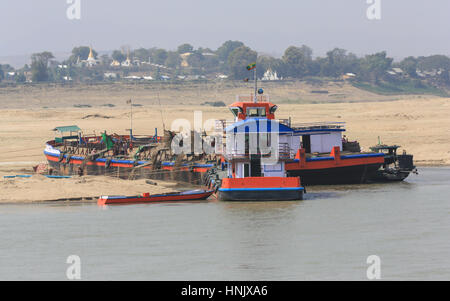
(230, 107, 242, 118)
(246, 107, 266, 117)
(270, 105, 278, 114)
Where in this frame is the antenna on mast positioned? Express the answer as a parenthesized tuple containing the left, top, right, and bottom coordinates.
(247, 60, 258, 103)
(127, 98, 133, 138)
(157, 85, 166, 131)
(254, 63, 258, 103)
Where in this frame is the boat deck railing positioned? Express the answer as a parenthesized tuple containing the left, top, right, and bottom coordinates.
(215, 119, 292, 131)
(236, 94, 270, 103)
(224, 143, 294, 160)
(290, 121, 346, 131)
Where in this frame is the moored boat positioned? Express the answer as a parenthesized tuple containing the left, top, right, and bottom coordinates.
(206, 106, 305, 201)
(98, 189, 214, 205)
(44, 126, 215, 181)
(367, 144, 417, 182)
(213, 93, 415, 185)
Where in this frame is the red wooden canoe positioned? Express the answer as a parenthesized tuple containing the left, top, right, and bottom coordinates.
(98, 189, 214, 205)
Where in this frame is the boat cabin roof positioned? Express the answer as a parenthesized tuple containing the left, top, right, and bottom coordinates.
(229, 101, 278, 120)
(225, 118, 294, 134)
(370, 145, 400, 151)
(53, 125, 81, 133)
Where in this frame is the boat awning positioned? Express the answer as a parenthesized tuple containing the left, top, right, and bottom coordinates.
(53, 125, 81, 133)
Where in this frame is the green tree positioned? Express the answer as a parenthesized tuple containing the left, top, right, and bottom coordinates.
(282, 45, 313, 78)
(165, 51, 181, 68)
(152, 49, 168, 65)
(320, 48, 360, 77)
(359, 51, 393, 83)
(398, 56, 418, 78)
(112, 50, 126, 63)
(437, 70, 450, 85)
(69, 46, 97, 64)
(227, 46, 257, 80)
(15, 72, 26, 83)
(201, 53, 221, 73)
(187, 51, 205, 69)
(216, 40, 244, 62)
(132, 48, 151, 62)
(417, 55, 450, 71)
(0, 65, 4, 82)
(31, 52, 54, 82)
(177, 43, 194, 54)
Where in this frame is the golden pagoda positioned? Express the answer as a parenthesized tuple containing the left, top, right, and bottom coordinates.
(86, 46, 97, 66)
(121, 49, 132, 67)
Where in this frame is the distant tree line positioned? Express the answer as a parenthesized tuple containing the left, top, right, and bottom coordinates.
(3, 41, 450, 88)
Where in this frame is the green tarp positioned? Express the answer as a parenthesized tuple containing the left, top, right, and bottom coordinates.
(102, 132, 115, 150)
(53, 125, 81, 133)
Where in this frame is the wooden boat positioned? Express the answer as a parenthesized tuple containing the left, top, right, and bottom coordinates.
(44, 126, 214, 181)
(98, 189, 214, 205)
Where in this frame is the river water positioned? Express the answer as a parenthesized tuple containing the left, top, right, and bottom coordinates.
(0, 167, 449, 280)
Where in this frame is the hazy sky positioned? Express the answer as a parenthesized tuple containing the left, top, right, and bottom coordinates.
(1, 0, 449, 61)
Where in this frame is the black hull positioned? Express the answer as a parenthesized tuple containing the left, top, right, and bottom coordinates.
(217, 189, 304, 202)
(367, 170, 411, 183)
(287, 163, 383, 185)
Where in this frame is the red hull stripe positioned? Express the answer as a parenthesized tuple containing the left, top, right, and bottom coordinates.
(98, 191, 213, 205)
(285, 156, 384, 171)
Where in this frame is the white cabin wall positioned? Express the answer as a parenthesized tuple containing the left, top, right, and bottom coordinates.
(310, 133, 343, 153)
(235, 162, 244, 178)
(290, 135, 301, 154)
(310, 135, 323, 153)
(262, 162, 285, 177)
(327, 132, 343, 152)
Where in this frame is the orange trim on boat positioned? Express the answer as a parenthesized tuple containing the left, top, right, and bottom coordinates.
(221, 177, 301, 189)
(286, 146, 384, 171)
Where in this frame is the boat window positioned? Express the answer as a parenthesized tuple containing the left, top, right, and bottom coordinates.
(270, 105, 278, 114)
(230, 107, 242, 117)
(244, 163, 250, 177)
(247, 107, 266, 117)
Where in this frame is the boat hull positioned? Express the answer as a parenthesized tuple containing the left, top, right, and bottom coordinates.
(217, 177, 304, 202)
(45, 147, 212, 182)
(217, 187, 304, 201)
(286, 163, 383, 185)
(98, 190, 214, 205)
(284, 147, 386, 185)
(367, 169, 411, 183)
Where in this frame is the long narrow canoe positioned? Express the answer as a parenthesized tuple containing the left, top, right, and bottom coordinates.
(98, 189, 214, 205)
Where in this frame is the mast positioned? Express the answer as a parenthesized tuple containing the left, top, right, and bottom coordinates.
(128, 98, 133, 138)
(130, 99, 133, 135)
(254, 62, 257, 103)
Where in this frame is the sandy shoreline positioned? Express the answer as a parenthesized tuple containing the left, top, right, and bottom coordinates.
(0, 175, 179, 204)
(0, 82, 449, 202)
